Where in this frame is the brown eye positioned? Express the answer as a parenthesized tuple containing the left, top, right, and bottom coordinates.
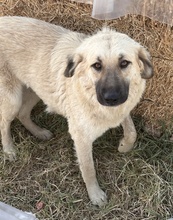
(120, 60, 131, 69)
(92, 62, 102, 71)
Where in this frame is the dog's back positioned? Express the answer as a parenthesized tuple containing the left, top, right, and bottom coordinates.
(0, 16, 84, 105)
(0, 16, 68, 74)
(0, 16, 68, 47)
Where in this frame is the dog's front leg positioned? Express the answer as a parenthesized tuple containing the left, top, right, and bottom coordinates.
(70, 128, 107, 207)
(118, 114, 137, 153)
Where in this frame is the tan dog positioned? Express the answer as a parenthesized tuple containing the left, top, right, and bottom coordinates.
(0, 16, 153, 206)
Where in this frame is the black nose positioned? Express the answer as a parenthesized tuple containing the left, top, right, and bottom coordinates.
(96, 81, 129, 107)
(103, 91, 120, 106)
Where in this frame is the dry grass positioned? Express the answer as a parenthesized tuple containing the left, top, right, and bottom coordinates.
(0, 0, 173, 219)
(0, 108, 173, 219)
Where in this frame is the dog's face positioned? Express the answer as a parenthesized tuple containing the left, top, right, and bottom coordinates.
(64, 29, 153, 107)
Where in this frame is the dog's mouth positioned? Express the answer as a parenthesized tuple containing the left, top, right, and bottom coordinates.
(96, 84, 129, 107)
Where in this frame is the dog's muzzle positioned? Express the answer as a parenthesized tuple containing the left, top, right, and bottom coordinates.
(96, 83, 129, 107)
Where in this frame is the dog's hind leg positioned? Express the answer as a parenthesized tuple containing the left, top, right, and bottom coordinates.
(118, 114, 137, 153)
(0, 85, 23, 161)
(17, 87, 53, 140)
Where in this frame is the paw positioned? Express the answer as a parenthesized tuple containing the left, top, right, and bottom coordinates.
(118, 138, 134, 153)
(88, 186, 107, 207)
(35, 129, 53, 140)
(4, 148, 16, 162)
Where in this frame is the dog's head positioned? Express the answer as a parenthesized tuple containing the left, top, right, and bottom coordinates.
(64, 28, 153, 107)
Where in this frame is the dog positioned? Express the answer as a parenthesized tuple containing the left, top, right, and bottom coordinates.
(0, 16, 153, 206)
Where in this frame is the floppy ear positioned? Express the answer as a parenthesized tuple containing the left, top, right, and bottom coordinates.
(64, 57, 75, 77)
(138, 47, 153, 79)
(64, 55, 83, 77)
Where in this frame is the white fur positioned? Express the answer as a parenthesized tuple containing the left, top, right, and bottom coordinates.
(0, 16, 152, 206)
